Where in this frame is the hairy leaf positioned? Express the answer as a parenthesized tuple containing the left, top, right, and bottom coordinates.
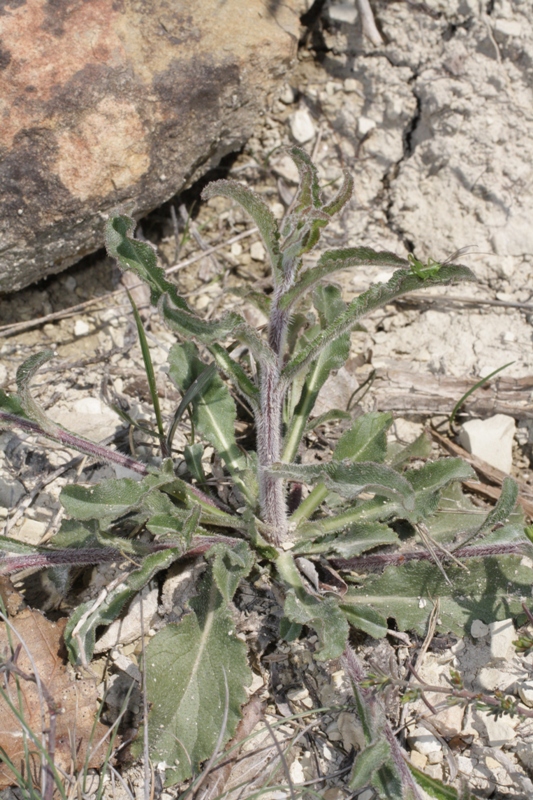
(406, 458, 475, 521)
(340, 604, 388, 639)
(0, 391, 26, 418)
(202, 180, 282, 282)
(138, 569, 251, 786)
(280, 247, 408, 311)
(270, 461, 415, 510)
(168, 343, 249, 495)
(283, 284, 350, 462)
(64, 545, 185, 664)
(294, 522, 400, 558)
(343, 555, 533, 636)
(276, 552, 349, 659)
(282, 263, 476, 387)
(106, 215, 186, 309)
(409, 765, 460, 800)
(349, 739, 392, 791)
(334, 412, 393, 463)
(209, 541, 254, 604)
(60, 465, 178, 526)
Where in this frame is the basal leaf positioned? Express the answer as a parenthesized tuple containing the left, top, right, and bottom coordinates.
(0, 390, 26, 418)
(283, 590, 349, 660)
(60, 466, 177, 526)
(64, 545, 184, 665)
(343, 555, 533, 636)
(270, 461, 415, 510)
(334, 412, 393, 463)
(386, 431, 432, 468)
(293, 522, 399, 558)
(340, 604, 388, 639)
(406, 458, 475, 521)
(209, 541, 254, 604)
(276, 552, 348, 659)
(139, 569, 251, 786)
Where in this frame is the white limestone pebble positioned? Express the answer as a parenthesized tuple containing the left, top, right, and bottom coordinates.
(489, 617, 515, 660)
(289, 109, 316, 144)
(458, 414, 516, 473)
(470, 619, 489, 638)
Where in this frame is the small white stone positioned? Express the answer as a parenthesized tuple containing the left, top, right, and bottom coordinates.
(250, 241, 266, 262)
(425, 764, 443, 781)
(459, 414, 516, 474)
(271, 155, 300, 185)
(279, 83, 297, 105)
(428, 749, 444, 764)
(357, 791, 374, 800)
(289, 759, 304, 783)
(408, 728, 442, 757)
(286, 687, 309, 702)
(271, 202, 285, 220)
(74, 318, 90, 336)
(343, 78, 360, 93)
(518, 680, 533, 708)
(289, 109, 316, 144)
(481, 713, 516, 747)
(0, 364, 7, 386)
(230, 242, 243, 257)
(489, 618, 515, 660)
(470, 619, 489, 638)
(456, 755, 473, 776)
(493, 19, 522, 38)
(64, 275, 77, 291)
(358, 116, 376, 136)
(328, 2, 358, 24)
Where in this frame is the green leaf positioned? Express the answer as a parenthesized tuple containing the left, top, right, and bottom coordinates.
(293, 522, 400, 558)
(282, 263, 476, 387)
(386, 431, 432, 468)
(343, 555, 533, 636)
(287, 145, 322, 211)
(279, 616, 303, 642)
(60, 466, 178, 526)
(128, 290, 165, 443)
(184, 443, 208, 485)
(168, 343, 250, 495)
(280, 247, 408, 312)
(276, 552, 349, 660)
(209, 541, 254, 604)
(207, 343, 259, 407)
(0, 390, 26, 418)
(340, 604, 388, 638)
(139, 569, 251, 786)
(105, 215, 186, 309)
(406, 458, 475, 521)
(16, 349, 60, 433)
(334, 412, 393, 463)
(270, 461, 415, 510)
(409, 764, 459, 800)
(64, 545, 184, 665)
(202, 180, 282, 282)
(283, 284, 350, 462)
(349, 739, 392, 791)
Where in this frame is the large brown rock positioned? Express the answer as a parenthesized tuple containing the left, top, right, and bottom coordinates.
(0, 0, 301, 292)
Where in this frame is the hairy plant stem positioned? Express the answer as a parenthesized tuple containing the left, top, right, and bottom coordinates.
(257, 281, 294, 545)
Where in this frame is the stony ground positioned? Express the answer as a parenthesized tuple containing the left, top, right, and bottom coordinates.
(1, 1, 533, 797)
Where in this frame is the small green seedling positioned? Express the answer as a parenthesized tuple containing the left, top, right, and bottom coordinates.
(0, 147, 530, 797)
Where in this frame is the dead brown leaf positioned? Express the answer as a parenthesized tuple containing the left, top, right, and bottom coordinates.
(0, 600, 109, 790)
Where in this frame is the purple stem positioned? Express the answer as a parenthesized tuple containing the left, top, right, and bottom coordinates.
(0, 411, 224, 511)
(0, 535, 241, 576)
(331, 540, 524, 571)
